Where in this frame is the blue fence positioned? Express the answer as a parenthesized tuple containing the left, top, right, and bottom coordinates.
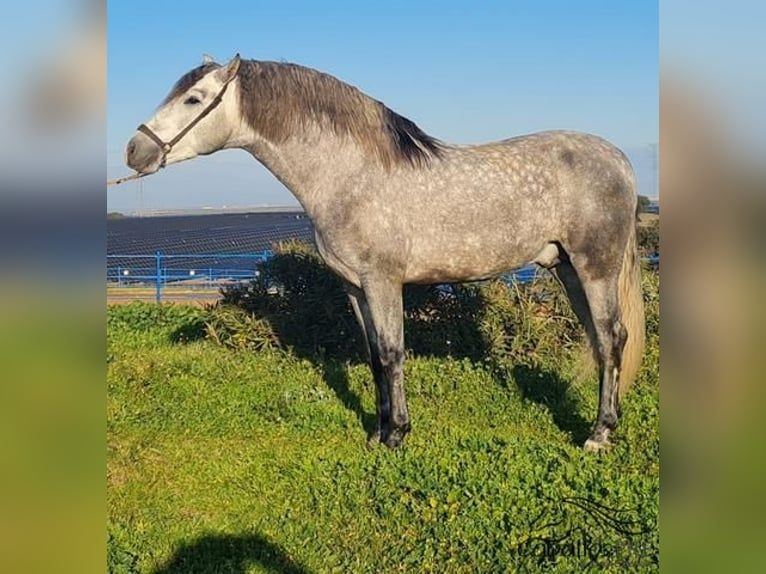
(107, 251, 273, 303)
(107, 251, 658, 303)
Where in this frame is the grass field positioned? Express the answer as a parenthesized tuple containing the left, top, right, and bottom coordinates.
(107, 274, 659, 573)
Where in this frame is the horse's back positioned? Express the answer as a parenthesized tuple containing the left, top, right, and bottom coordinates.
(439, 130, 637, 241)
(392, 131, 636, 283)
(459, 130, 634, 192)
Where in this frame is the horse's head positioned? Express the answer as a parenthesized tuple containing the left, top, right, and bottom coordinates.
(126, 54, 240, 175)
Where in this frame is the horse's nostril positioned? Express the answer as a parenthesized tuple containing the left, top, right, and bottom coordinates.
(127, 140, 137, 160)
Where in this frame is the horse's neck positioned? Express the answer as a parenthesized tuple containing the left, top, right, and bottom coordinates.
(236, 124, 368, 219)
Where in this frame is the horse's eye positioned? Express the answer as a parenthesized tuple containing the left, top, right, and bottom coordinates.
(184, 96, 201, 105)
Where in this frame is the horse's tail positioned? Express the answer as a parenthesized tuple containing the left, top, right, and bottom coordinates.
(618, 218, 646, 398)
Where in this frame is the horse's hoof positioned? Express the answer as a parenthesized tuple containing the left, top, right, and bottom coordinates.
(583, 437, 612, 452)
(382, 425, 410, 449)
(383, 434, 404, 449)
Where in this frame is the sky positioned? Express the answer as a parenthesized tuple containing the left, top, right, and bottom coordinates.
(107, 1, 658, 213)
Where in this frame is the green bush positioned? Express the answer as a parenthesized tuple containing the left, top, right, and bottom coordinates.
(475, 276, 581, 371)
(403, 283, 486, 360)
(637, 219, 659, 257)
(204, 305, 280, 352)
(109, 243, 658, 378)
(642, 263, 659, 339)
(214, 240, 363, 359)
(211, 242, 586, 371)
(636, 194, 651, 215)
(640, 263, 660, 381)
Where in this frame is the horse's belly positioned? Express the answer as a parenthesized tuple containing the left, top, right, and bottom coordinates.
(405, 241, 538, 284)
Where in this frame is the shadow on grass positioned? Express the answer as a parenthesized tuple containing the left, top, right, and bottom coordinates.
(211, 250, 489, 438)
(169, 319, 208, 344)
(321, 359, 377, 438)
(210, 247, 593, 443)
(512, 364, 592, 446)
(152, 532, 313, 574)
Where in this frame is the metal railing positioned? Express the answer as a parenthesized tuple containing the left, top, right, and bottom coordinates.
(107, 251, 273, 303)
(107, 251, 658, 304)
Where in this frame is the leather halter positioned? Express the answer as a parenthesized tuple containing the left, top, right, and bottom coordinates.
(136, 71, 237, 168)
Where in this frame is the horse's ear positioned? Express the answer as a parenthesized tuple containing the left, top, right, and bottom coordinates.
(202, 53, 217, 65)
(222, 54, 241, 82)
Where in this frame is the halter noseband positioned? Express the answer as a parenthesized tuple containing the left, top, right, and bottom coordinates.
(136, 69, 237, 168)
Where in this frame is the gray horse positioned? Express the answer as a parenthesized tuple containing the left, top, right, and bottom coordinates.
(125, 54, 645, 451)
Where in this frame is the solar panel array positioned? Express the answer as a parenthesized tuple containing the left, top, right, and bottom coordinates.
(107, 211, 314, 282)
(106, 210, 542, 286)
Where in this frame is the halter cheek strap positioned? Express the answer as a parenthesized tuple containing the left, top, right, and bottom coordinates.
(136, 71, 236, 168)
(137, 124, 171, 165)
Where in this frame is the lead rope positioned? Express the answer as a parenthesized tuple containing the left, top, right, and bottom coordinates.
(107, 172, 148, 186)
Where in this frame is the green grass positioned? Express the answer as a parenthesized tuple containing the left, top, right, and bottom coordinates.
(107, 288, 659, 573)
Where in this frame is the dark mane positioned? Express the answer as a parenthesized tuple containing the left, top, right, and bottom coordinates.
(380, 106, 444, 167)
(235, 60, 444, 169)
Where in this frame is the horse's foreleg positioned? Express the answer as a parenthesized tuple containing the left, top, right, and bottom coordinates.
(347, 287, 390, 445)
(361, 278, 409, 448)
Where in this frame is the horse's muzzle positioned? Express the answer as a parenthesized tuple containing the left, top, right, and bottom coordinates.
(126, 132, 162, 174)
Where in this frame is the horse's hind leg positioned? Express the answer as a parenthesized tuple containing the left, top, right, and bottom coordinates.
(551, 260, 597, 351)
(556, 249, 627, 451)
(347, 287, 391, 445)
(578, 273, 627, 451)
(551, 261, 608, 446)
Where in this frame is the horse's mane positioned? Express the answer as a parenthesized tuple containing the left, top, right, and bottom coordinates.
(163, 60, 443, 169)
(235, 60, 444, 169)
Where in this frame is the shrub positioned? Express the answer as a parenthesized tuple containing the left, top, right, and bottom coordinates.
(476, 276, 582, 371)
(211, 242, 587, 371)
(109, 243, 659, 380)
(637, 219, 659, 257)
(642, 263, 659, 339)
(215, 240, 363, 359)
(204, 305, 280, 352)
(636, 194, 651, 215)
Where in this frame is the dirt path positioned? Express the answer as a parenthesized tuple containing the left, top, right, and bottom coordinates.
(107, 288, 222, 305)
